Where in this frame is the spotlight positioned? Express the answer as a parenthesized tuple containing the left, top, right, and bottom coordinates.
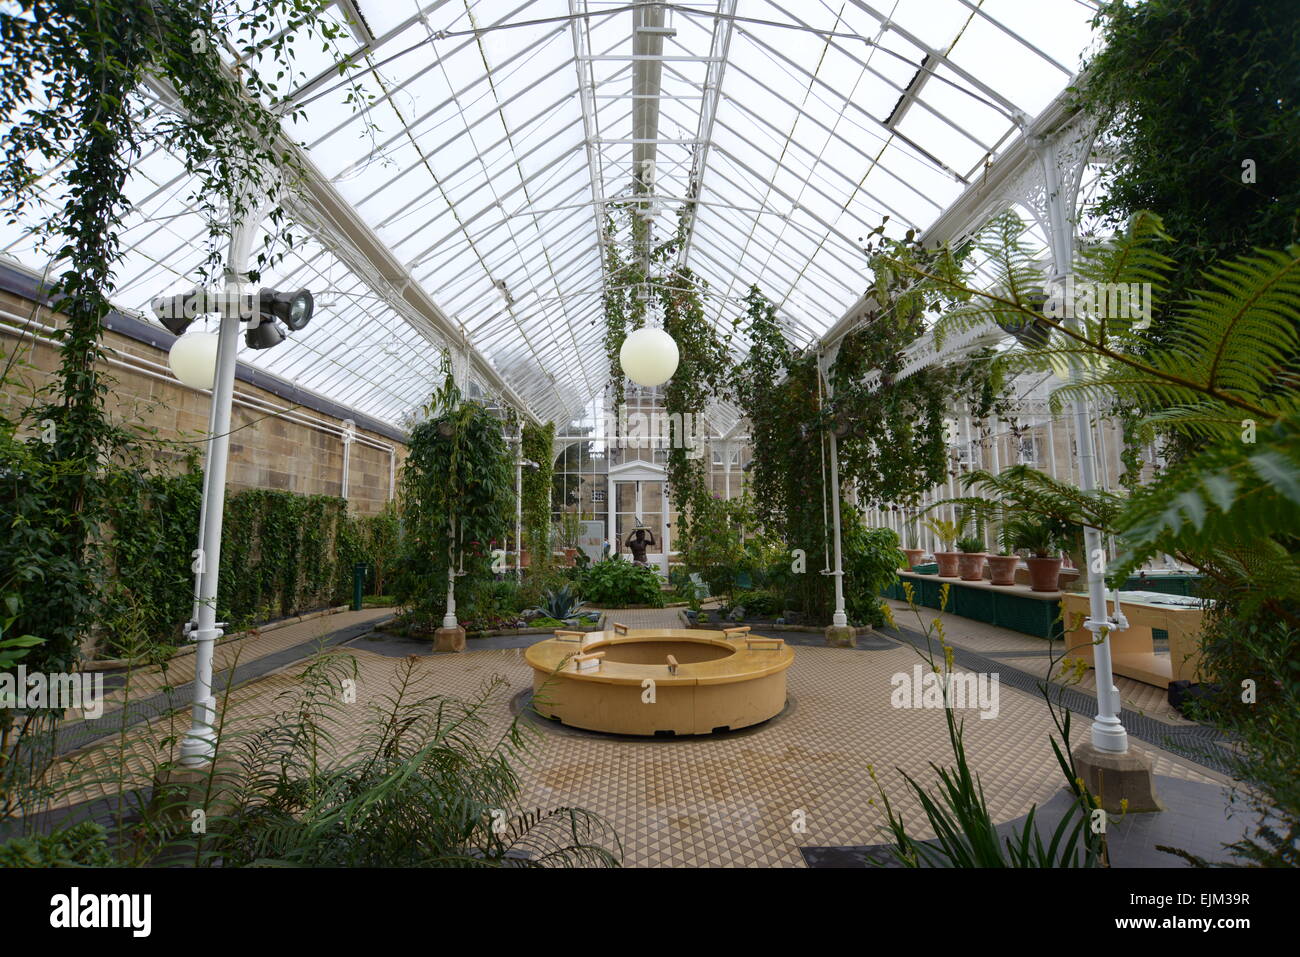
(995, 284, 1051, 348)
(259, 288, 314, 331)
(245, 320, 286, 350)
(150, 287, 206, 336)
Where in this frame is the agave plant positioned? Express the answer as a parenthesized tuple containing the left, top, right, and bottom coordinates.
(532, 583, 586, 621)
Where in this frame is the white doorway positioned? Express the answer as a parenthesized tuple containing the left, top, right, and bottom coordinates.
(607, 460, 670, 578)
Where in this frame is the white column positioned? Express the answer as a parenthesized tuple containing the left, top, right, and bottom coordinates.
(514, 439, 523, 582)
(1036, 135, 1128, 754)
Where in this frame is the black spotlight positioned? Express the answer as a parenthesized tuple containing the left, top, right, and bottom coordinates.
(150, 288, 205, 336)
(245, 320, 287, 350)
(259, 288, 313, 331)
(995, 284, 1052, 348)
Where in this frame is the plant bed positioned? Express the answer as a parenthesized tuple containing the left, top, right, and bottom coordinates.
(79, 604, 360, 672)
(677, 609, 875, 634)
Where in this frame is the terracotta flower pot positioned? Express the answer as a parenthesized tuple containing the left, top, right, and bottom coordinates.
(934, 551, 961, 577)
(987, 554, 1019, 586)
(563, 547, 578, 566)
(903, 548, 925, 569)
(957, 552, 987, 581)
(1026, 556, 1064, 592)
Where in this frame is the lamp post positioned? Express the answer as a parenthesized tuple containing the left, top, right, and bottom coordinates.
(177, 206, 265, 768)
(817, 351, 853, 646)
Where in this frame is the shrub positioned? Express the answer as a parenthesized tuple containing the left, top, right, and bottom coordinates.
(843, 520, 904, 628)
(579, 558, 664, 608)
(0, 821, 113, 868)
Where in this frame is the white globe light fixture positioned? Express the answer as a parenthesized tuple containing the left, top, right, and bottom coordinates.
(619, 326, 679, 387)
(168, 330, 219, 390)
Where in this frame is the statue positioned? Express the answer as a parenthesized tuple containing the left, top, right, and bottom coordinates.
(625, 526, 656, 565)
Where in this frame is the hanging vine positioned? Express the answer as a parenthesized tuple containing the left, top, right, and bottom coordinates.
(830, 226, 1011, 507)
(393, 356, 513, 628)
(0, 1, 374, 672)
(601, 197, 733, 540)
(520, 421, 555, 569)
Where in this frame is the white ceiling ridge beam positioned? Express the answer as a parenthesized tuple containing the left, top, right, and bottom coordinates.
(815, 84, 1082, 354)
(632, 0, 668, 273)
(675, 0, 736, 270)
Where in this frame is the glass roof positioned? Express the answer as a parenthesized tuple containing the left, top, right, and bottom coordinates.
(0, 0, 1101, 429)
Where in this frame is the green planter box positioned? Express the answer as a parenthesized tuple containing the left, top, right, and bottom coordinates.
(890, 573, 1063, 640)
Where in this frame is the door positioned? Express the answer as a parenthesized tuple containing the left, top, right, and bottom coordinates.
(613, 479, 668, 577)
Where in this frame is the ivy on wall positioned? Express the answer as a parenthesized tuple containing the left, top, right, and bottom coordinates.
(100, 464, 204, 659)
(0, 0, 373, 673)
(731, 237, 1008, 621)
(216, 488, 361, 632)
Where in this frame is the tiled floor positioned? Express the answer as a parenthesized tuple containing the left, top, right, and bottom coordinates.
(40, 605, 1238, 868)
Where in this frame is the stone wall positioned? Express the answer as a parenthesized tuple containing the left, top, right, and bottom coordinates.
(0, 288, 406, 516)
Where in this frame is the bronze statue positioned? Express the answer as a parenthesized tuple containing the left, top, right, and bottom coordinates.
(625, 526, 656, 565)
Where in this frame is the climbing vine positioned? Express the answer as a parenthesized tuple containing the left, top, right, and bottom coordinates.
(0, 1, 373, 670)
(601, 198, 733, 539)
(521, 420, 555, 569)
(732, 232, 1011, 620)
(394, 359, 514, 628)
(831, 227, 1010, 507)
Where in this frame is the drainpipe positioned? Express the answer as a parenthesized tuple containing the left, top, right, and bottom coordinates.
(341, 418, 355, 500)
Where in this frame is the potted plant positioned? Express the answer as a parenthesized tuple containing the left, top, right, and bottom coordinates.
(955, 535, 987, 582)
(1009, 517, 1063, 592)
(985, 525, 1020, 586)
(557, 511, 583, 566)
(901, 513, 925, 569)
(922, 516, 963, 577)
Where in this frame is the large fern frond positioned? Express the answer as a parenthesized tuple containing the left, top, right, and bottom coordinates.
(1111, 411, 1300, 586)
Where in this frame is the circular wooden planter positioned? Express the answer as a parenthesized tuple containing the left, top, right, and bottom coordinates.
(525, 627, 793, 736)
